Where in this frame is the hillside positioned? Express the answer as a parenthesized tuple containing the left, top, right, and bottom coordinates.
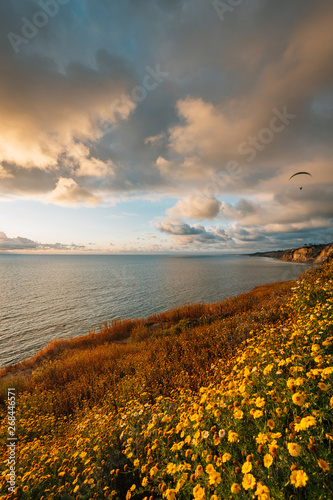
(249, 243, 333, 264)
(0, 263, 332, 499)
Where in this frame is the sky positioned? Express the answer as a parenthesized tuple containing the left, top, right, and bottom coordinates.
(0, 0, 333, 254)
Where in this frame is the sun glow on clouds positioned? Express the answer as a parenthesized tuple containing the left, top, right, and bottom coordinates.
(0, 0, 333, 251)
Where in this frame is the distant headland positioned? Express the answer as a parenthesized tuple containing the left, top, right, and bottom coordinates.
(248, 242, 333, 264)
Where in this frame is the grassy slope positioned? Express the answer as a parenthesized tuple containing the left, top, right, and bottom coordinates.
(0, 263, 332, 499)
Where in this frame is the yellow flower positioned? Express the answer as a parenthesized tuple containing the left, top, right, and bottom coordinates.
(190, 413, 200, 422)
(253, 410, 263, 419)
(193, 484, 205, 499)
(194, 430, 201, 440)
(242, 461, 252, 474)
(318, 382, 329, 391)
(255, 482, 270, 500)
(222, 453, 232, 462)
(228, 431, 239, 442)
(176, 479, 185, 492)
(195, 464, 203, 477)
(276, 408, 283, 415)
(134, 459, 140, 467)
(307, 368, 320, 379)
(142, 477, 148, 487)
(231, 483, 241, 494)
(290, 469, 308, 488)
(242, 473, 256, 490)
(256, 433, 269, 444)
(208, 470, 221, 486)
(292, 393, 305, 406)
(150, 465, 158, 477)
(205, 464, 215, 475)
(330, 397, 333, 407)
(180, 463, 191, 471)
(263, 454, 273, 468)
(267, 419, 275, 430)
(295, 416, 316, 431)
(166, 463, 178, 475)
(256, 397, 265, 408)
(234, 409, 244, 419)
(165, 489, 177, 500)
(126, 491, 131, 500)
(287, 443, 302, 457)
(318, 459, 330, 472)
(322, 367, 333, 378)
(287, 378, 295, 390)
(263, 364, 273, 375)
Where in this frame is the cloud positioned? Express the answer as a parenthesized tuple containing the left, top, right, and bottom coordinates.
(168, 194, 222, 220)
(0, 51, 136, 171)
(0, 0, 332, 250)
(157, 218, 230, 245)
(50, 178, 102, 206)
(163, 1, 333, 182)
(144, 133, 165, 147)
(0, 232, 39, 250)
(0, 165, 13, 179)
(0, 232, 83, 251)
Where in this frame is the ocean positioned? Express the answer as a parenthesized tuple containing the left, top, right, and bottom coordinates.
(0, 254, 309, 368)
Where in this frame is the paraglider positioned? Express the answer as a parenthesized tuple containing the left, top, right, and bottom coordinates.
(289, 171, 312, 190)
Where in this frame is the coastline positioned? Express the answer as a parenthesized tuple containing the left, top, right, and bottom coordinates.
(0, 277, 294, 379)
(248, 242, 333, 264)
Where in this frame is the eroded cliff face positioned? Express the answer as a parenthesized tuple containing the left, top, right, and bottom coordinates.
(250, 243, 333, 264)
(280, 244, 333, 263)
(315, 245, 333, 263)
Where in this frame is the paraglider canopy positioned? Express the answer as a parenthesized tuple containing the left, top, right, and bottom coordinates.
(289, 171, 312, 181)
(289, 171, 312, 190)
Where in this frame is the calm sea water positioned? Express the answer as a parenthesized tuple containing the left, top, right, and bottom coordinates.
(0, 254, 309, 368)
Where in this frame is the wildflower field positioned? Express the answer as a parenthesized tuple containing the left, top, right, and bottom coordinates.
(0, 262, 332, 499)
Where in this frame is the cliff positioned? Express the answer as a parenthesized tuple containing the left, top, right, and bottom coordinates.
(249, 242, 333, 264)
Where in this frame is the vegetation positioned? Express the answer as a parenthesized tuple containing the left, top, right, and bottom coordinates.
(0, 263, 332, 499)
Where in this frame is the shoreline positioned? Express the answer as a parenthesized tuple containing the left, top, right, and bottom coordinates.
(0, 277, 295, 379)
(248, 242, 333, 264)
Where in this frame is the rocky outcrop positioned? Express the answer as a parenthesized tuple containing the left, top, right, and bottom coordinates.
(249, 243, 333, 264)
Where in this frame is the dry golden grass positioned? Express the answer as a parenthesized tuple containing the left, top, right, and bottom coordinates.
(0, 279, 293, 415)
